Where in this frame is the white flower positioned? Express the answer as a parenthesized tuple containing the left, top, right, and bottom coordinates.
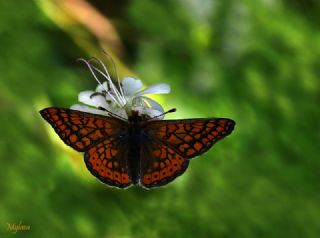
(71, 55, 170, 120)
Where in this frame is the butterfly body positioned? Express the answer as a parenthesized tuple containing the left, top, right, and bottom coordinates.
(40, 107, 235, 189)
(126, 111, 145, 184)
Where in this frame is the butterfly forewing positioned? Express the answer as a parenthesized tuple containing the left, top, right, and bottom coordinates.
(40, 108, 125, 151)
(144, 118, 235, 159)
(139, 118, 235, 188)
(40, 107, 133, 188)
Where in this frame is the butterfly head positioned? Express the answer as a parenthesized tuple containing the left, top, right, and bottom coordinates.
(127, 110, 148, 124)
(71, 52, 171, 121)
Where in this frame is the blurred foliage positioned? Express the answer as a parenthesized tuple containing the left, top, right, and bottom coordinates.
(0, 0, 319, 237)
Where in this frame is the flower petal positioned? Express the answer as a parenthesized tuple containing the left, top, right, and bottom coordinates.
(136, 83, 170, 96)
(140, 96, 164, 113)
(122, 77, 143, 95)
(90, 94, 109, 109)
(95, 81, 109, 93)
(132, 106, 164, 119)
(112, 108, 128, 119)
(70, 104, 108, 116)
(78, 91, 95, 105)
(78, 90, 108, 109)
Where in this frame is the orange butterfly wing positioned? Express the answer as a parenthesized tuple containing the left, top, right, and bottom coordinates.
(139, 138, 189, 188)
(139, 118, 235, 188)
(40, 107, 132, 188)
(84, 136, 131, 188)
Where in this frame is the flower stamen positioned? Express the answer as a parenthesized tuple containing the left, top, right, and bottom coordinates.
(78, 58, 122, 107)
(102, 50, 125, 104)
(89, 57, 126, 106)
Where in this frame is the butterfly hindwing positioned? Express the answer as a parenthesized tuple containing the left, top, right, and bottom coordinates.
(40, 107, 132, 188)
(139, 137, 189, 188)
(84, 136, 132, 188)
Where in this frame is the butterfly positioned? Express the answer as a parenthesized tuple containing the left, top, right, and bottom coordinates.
(40, 107, 235, 189)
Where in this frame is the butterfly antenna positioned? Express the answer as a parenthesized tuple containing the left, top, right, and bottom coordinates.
(97, 107, 127, 121)
(150, 108, 176, 120)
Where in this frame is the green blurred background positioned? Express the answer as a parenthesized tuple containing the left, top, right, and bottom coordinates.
(0, 0, 319, 237)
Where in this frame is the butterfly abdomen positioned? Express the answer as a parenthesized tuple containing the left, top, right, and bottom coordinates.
(127, 124, 141, 184)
